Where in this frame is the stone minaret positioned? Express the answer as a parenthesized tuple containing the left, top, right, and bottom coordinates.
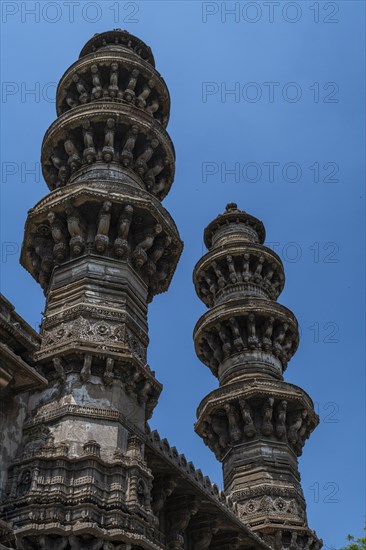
(193, 204, 322, 549)
(2, 30, 182, 549)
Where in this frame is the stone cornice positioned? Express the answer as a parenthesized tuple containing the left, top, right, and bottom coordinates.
(0, 343, 47, 393)
(0, 294, 40, 352)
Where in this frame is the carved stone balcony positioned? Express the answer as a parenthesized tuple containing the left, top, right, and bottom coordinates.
(42, 103, 175, 197)
(21, 182, 182, 296)
(56, 49, 170, 126)
(194, 298, 299, 381)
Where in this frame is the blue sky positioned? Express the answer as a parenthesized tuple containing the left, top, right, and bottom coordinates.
(0, 1, 365, 547)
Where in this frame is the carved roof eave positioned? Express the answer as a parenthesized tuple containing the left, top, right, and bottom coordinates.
(20, 182, 184, 298)
(56, 50, 170, 122)
(0, 342, 47, 394)
(41, 102, 175, 190)
(0, 294, 40, 353)
(195, 378, 319, 426)
(0, 517, 13, 546)
(145, 430, 271, 549)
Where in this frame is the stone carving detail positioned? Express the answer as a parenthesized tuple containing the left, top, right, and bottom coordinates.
(82, 119, 97, 163)
(83, 440, 101, 457)
(4, 445, 162, 547)
(276, 400, 288, 440)
(167, 498, 199, 549)
(196, 311, 298, 376)
(121, 126, 138, 167)
(31, 230, 54, 289)
(261, 530, 323, 550)
(132, 223, 162, 267)
(17, 469, 32, 497)
(80, 354, 93, 382)
(102, 118, 116, 162)
(91, 64, 103, 100)
(42, 112, 174, 197)
(42, 317, 125, 348)
(95, 201, 112, 253)
(24, 202, 179, 296)
(114, 204, 133, 257)
(65, 203, 86, 256)
(261, 397, 275, 436)
(65, 136, 82, 173)
(109, 62, 121, 99)
(41, 317, 153, 376)
(72, 73, 89, 104)
(191, 523, 219, 550)
(197, 395, 315, 459)
(48, 211, 68, 262)
(58, 57, 169, 127)
(239, 398, 256, 438)
(124, 68, 139, 102)
(124, 328, 147, 362)
(52, 357, 66, 383)
(151, 476, 177, 514)
(238, 495, 304, 521)
(103, 357, 115, 385)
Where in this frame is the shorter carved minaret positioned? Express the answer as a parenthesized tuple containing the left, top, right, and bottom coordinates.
(193, 204, 322, 549)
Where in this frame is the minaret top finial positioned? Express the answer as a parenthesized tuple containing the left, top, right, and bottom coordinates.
(204, 203, 266, 249)
(225, 202, 239, 212)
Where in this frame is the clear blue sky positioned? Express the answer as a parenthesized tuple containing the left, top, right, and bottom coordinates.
(0, 2, 365, 548)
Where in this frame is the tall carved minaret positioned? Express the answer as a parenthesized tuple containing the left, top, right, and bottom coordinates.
(193, 203, 322, 549)
(2, 30, 182, 549)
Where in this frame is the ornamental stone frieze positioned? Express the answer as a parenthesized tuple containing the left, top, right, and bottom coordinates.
(193, 204, 322, 549)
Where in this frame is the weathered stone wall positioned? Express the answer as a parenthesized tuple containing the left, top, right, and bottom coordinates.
(0, 392, 29, 497)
